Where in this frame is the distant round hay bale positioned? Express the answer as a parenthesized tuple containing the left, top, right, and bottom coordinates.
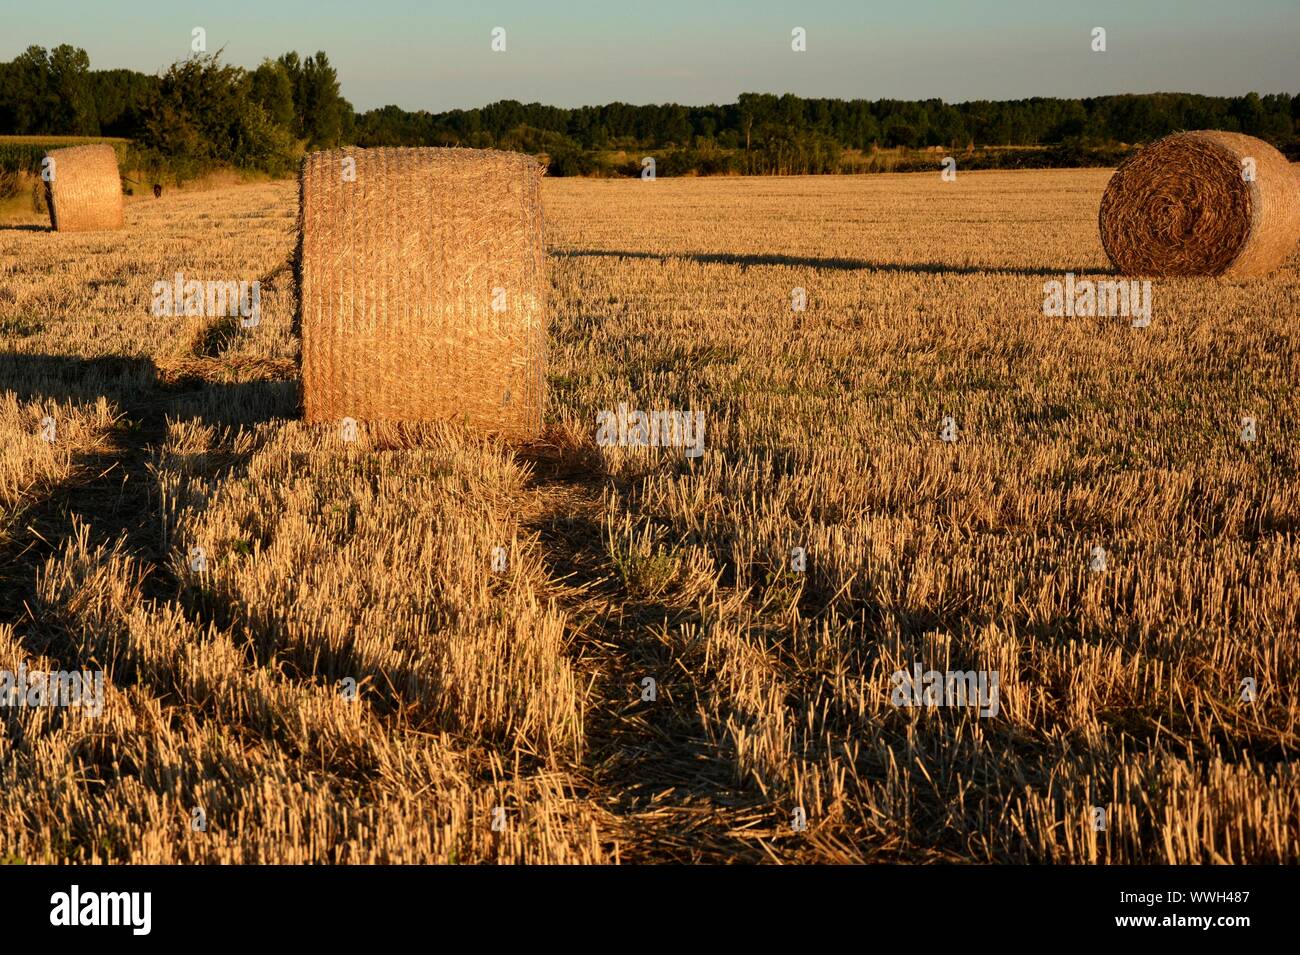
(1099, 132, 1300, 278)
(43, 144, 125, 232)
(299, 147, 546, 437)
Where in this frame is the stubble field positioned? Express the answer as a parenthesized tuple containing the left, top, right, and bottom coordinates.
(0, 168, 1297, 863)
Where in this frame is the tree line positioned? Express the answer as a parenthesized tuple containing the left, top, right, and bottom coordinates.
(355, 92, 1300, 174)
(0, 45, 351, 180)
(2, 46, 1297, 178)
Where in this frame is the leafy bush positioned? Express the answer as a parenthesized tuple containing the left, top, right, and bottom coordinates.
(136, 55, 298, 177)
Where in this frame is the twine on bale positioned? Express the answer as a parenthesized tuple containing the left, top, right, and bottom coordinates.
(1099, 131, 1300, 278)
(299, 147, 546, 437)
(43, 144, 125, 233)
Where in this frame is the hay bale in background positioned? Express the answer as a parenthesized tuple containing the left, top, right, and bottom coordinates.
(1099, 131, 1300, 278)
(299, 147, 546, 436)
(43, 144, 124, 232)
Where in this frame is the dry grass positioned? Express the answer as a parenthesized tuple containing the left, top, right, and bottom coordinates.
(0, 168, 1297, 863)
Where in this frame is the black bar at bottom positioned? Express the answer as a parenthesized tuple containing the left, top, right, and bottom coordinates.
(0, 864, 1285, 941)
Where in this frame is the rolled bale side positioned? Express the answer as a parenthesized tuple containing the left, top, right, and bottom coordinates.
(299, 146, 546, 437)
(43, 144, 125, 232)
(1098, 131, 1300, 278)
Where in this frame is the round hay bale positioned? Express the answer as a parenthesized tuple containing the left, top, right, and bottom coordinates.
(1099, 132, 1300, 278)
(299, 147, 546, 437)
(43, 144, 125, 232)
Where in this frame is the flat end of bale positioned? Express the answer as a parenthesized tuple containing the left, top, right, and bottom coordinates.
(1098, 131, 1299, 278)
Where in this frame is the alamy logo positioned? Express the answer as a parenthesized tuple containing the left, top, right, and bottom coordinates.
(0, 666, 104, 716)
(1043, 273, 1151, 327)
(596, 404, 705, 458)
(50, 885, 151, 935)
(890, 664, 1000, 718)
(152, 272, 261, 327)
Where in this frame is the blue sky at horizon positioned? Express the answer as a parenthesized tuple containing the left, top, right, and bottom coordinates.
(3, 1, 1297, 112)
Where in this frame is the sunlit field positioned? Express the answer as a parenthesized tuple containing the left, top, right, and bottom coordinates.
(1, 169, 1297, 863)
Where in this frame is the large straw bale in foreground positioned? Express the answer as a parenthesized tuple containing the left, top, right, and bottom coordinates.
(299, 147, 546, 436)
(43, 144, 124, 232)
(1099, 131, 1300, 277)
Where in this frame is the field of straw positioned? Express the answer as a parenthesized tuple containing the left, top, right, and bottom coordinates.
(0, 168, 1297, 863)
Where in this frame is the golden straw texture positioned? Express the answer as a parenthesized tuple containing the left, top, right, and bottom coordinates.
(1099, 131, 1300, 278)
(43, 144, 125, 233)
(300, 147, 546, 436)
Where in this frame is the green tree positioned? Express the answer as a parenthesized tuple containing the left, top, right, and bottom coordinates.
(48, 44, 98, 134)
(250, 60, 296, 130)
(0, 45, 97, 134)
(278, 51, 351, 147)
(138, 53, 296, 178)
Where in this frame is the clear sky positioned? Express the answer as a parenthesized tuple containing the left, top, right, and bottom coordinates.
(4, 0, 1297, 111)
